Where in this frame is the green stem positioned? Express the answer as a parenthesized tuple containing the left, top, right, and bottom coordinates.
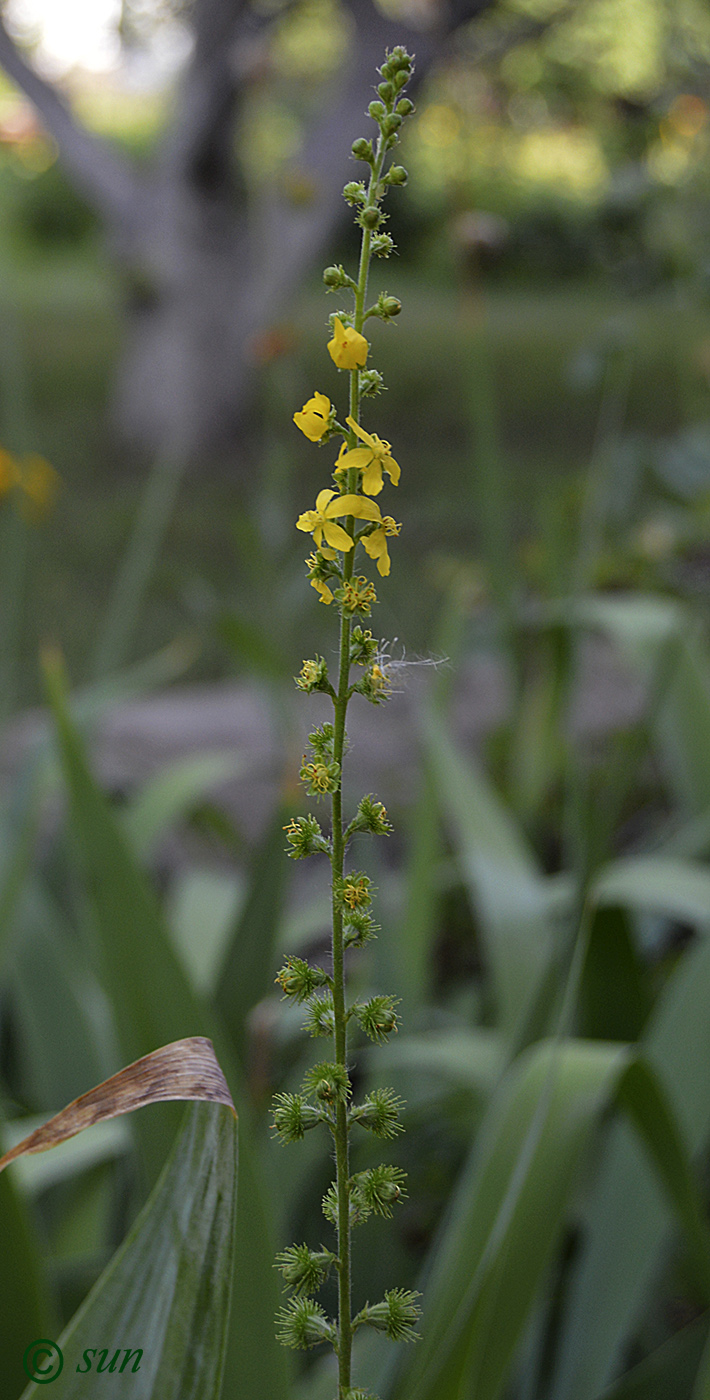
(330, 135, 388, 1400)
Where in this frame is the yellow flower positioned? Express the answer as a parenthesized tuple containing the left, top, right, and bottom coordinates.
(0, 448, 19, 497)
(311, 576, 334, 605)
(361, 514, 401, 577)
(19, 454, 60, 519)
(327, 318, 368, 370)
(338, 417, 401, 495)
(293, 392, 331, 441)
(297, 490, 381, 552)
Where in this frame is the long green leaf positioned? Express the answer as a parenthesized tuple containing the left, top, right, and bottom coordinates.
(599, 1318, 709, 1400)
(122, 752, 245, 861)
(392, 1039, 710, 1400)
(0, 1165, 53, 1400)
(44, 657, 290, 1400)
(424, 710, 554, 1035)
(551, 869, 710, 1400)
(214, 801, 292, 1064)
(20, 1102, 236, 1399)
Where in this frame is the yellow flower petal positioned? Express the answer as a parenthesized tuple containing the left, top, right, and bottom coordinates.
(361, 460, 384, 496)
(316, 488, 337, 512)
(328, 319, 369, 370)
(330, 494, 382, 522)
(346, 416, 377, 450)
(336, 448, 373, 471)
(384, 454, 400, 487)
(322, 520, 355, 551)
(311, 576, 334, 604)
(296, 510, 319, 532)
(294, 392, 331, 441)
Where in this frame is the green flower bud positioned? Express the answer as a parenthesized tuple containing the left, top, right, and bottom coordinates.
(359, 368, 385, 398)
(276, 955, 330, 1000)
(352, 793, 393, 835)
(352, 137, 374, 163)
(350, 1087, 404, 1138)
(381, 113, 402, 138)
(378, 81, 394, 101)
(304, 993, 336, 1038)
(303, 1060, 351, 1104)
(381, 294, 402, 316)
(343, 180, 367, 205)
(368, 100, 386, 121)
(352, 1164, 408, 1217)
(271, 1094, 324, 1142)
(359, 206, 382, 230)
(355, 1290, 421, 1343)
(372, 231, 395, 258)
(387, 165, 408, 187)
(353, 994, 400, 1043)
(275, 1297, 337, 1350)
(394, 68, 410, 90)
(396, 98, 415, 116)
(275, 1244, 335, 1296)
(343, 908, 379, 948)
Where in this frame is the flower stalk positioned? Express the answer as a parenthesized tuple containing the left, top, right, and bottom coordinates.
(275, 47, 420, 1398)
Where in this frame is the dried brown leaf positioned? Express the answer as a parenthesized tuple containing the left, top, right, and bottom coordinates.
(0, 1036, 235, 1173)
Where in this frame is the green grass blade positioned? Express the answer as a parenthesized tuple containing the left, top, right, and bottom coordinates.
(599, 1318, 709, 1400)
(20, 1102, 236, 1400)
(392, 1040, 710, 1400)
(550, 871, 710, 1400)
(214, 801, 292, 1064)
(423, 709, 554, 1035)
(122, 752, 245, 861)
(43, 655, 290, 1400)
(0, 1165, 53, 1400)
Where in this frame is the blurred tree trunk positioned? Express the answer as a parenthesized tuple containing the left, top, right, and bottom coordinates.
(0, 0, 492, 455)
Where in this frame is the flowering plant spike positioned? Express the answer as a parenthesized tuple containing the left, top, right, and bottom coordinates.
(274, 46, 419, 1399)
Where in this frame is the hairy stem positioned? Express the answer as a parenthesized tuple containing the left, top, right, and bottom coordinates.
(330, 136, 387, 1399)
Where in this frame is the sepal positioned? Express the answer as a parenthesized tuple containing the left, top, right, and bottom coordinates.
(271, 1093, 325, 1142)
(275, 1297, 337, 1350)
(276, 955, 330, 1000)
(350, 1087, 405, 1138)
(354, 1289, 421, 1343)
(352, 996, 400, 1043)
(275, 1243, 336, 1296)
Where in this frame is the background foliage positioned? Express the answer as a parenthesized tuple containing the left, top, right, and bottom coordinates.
(4, 0, 710, 1397)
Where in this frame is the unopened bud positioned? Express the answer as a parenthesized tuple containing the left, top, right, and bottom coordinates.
(368, 100, 386, 121)
(382, 296, 402, 317)
(381, 114, 402, 137)
(360, 206, 381, 230)
(323, 265, 342, 287)
(388, 165, 408, 186)
(378, 81, 394, 101)
(352, 138, 374, 163)
(396, 98, 415, 116)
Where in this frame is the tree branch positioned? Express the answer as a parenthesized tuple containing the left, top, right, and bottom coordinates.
(0, 11, 140, 224)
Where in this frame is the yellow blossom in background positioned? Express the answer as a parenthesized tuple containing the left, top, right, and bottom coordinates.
(19, 454, 60, 519)
(294, 392, 331, 441)
(297, 490, 381, 551)
(0, 448, 19, 497)
(328, 318, 368, 370)
(0, 447, 59, 520)
(361, 514, 401, 577)
(341, 417, 401, 495)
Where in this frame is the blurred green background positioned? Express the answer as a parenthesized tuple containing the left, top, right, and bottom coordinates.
(5, 3, 710, 1400)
